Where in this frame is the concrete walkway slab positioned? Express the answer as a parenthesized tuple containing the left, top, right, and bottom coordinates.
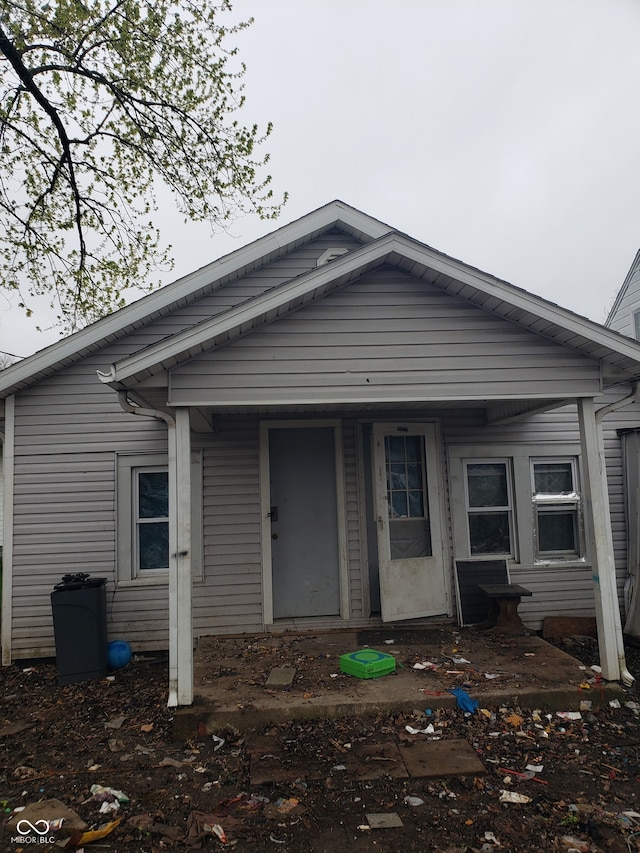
(247, 733, 326, 785)
(265, 667, 296, 689)
(341, 742, 408, 780)
(399, 739, 487, 778)
(366, 813, 404, 829)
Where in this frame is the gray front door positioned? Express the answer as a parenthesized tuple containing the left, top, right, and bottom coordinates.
(269, 427, 341, 618)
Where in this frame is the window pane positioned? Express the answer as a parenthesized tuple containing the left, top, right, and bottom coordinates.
(408, 490, 425, 517)
(387, 436, 405, 462)
(405, 436, 421, 462)
(469, 512, 511, 555)
(390, 463, 406, 490)
(138, 472, 168, 518)
(407, 463, 422, 489)
(467, 463, 508, 507)
(139, 522, 169, 569)
(391, 490, 408, 518)
(534, 462, 573, 494)
(538, 508, 577, 553)
(385, 434, 428, 521)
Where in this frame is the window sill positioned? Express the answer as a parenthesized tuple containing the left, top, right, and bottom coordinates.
(116, 575, 169, 588)
(517, 559, 591, 570)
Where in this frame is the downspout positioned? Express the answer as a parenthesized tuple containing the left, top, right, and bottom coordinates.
(117, 393, 181, 707)
(595, 381, 640, 687)
(117, 391, 175, 431)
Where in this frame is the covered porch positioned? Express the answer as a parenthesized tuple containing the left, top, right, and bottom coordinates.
(95, 224, 640, 706)
(100, 387, 632, 707)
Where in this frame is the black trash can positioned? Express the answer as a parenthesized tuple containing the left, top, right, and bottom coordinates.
(50, 573, 107, 685)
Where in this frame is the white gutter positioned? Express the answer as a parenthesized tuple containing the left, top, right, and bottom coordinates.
(596, 381, 640, 422)
(117, 391, 175, 429)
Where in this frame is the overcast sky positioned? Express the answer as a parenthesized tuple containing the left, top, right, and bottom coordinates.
(2, 0, 640, 359)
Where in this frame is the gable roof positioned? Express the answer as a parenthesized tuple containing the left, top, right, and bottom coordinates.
(4, 201, 640, 401)
(98, 230, 640, 390)
(0, 201, 391, 399)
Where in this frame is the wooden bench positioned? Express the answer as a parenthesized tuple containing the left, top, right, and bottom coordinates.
(477, 583, 532, 633)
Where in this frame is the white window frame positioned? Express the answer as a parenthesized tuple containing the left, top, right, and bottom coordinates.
(133, 466, 169, 576)
(116, 451, 203, 586)
(463, 458, 515, 559)
(531, 457, 584, 562)
(634, 309, 640, 342)
(449, 443, 586, 567)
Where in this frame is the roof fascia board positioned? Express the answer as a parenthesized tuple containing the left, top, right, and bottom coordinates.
(0, 201, 391, 398)
(101, 232, 640, 386)
(392, 235, 640, 364)
(165, 391, 595, 408)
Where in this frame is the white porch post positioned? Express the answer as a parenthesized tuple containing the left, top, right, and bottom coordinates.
(577, 396, 624, 681)
(167, 408, 193, 707)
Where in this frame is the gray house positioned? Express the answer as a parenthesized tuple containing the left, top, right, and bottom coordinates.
(2, 201, 640, 706)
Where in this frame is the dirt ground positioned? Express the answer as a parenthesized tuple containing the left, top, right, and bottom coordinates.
(2, 634, 640, 852)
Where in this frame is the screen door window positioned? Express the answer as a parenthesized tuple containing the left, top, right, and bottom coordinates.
(384, 434, 432, 559)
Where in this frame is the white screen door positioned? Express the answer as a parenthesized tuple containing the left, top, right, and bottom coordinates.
(373, 423, 448, 621)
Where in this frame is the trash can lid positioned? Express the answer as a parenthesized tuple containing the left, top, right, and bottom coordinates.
(54, 573, 106, 590)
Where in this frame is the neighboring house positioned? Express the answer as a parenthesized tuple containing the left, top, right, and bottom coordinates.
(2, 201, 640, 706)
(606, 251, 640, 638)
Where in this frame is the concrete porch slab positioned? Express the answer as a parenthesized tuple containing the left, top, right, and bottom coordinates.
(173, 626, 624, 739)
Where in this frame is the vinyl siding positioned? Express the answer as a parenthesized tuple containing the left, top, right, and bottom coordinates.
(169, 267, 602, 406)
(195, 417, 263, 635)
(6, 232, 365, 657)
(8, 394, 637, 653)
(343, 418, 363, 619)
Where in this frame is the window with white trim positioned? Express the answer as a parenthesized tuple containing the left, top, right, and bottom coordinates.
(134, 468, 169, 572)
(464, 460, 514, 556)
(116, 452, 203, 584)
(531, 458, 583, 561)
(450, 444, 586, 566)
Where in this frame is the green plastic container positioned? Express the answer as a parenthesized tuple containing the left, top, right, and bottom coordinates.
(339, 649, 396, 679)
